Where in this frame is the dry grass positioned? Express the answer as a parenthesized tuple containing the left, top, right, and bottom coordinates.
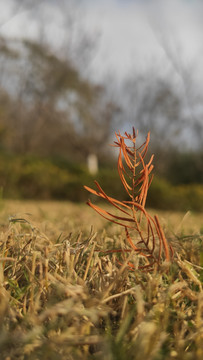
(0, 199, 202, 359)
(1, 199, 202, 235)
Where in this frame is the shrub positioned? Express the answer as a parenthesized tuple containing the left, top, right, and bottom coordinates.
(148, 177, 203, 211)
(0, 151, 203, 211)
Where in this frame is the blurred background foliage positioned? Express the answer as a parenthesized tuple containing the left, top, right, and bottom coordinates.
(0, 0, 203, 211)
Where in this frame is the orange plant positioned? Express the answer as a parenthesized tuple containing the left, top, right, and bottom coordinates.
(84, 128, 173, 271)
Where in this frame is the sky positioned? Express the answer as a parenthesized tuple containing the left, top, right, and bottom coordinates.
(82, 0, 203, 81)
(0, 0, 203, 82)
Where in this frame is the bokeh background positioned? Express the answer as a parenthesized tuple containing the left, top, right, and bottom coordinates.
(0, 0, 203, 210)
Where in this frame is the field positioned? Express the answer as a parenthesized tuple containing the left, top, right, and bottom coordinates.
(0, 199, 203, 360)
(1, 199, 203, 235)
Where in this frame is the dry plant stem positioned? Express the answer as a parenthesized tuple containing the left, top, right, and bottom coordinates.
(84, 127, 173, 271)
(29, 251, 37, 312)
(101, 287, 137, 304)
(83, 242, 96, 281)
(154, 215, 170, 262)
(101, 250, 135, 300)
(121, 293, 128, 319)
(0, 257, 16, 262)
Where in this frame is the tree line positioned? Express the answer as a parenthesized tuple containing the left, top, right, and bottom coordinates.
(0, 0, 203, 187)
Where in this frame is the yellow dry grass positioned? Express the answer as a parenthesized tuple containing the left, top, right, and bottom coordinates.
(1, 199, 202, 235)
(0, 199, 202, 360)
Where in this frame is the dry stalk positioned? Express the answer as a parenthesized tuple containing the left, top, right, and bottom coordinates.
(84, 127, 173, 271)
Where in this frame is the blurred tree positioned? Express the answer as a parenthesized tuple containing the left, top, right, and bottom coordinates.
(115, 64, 203, 183)
(0, 0, 120, 163)
(0, 36, 119, 163)
(124, 74, 182, 147)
